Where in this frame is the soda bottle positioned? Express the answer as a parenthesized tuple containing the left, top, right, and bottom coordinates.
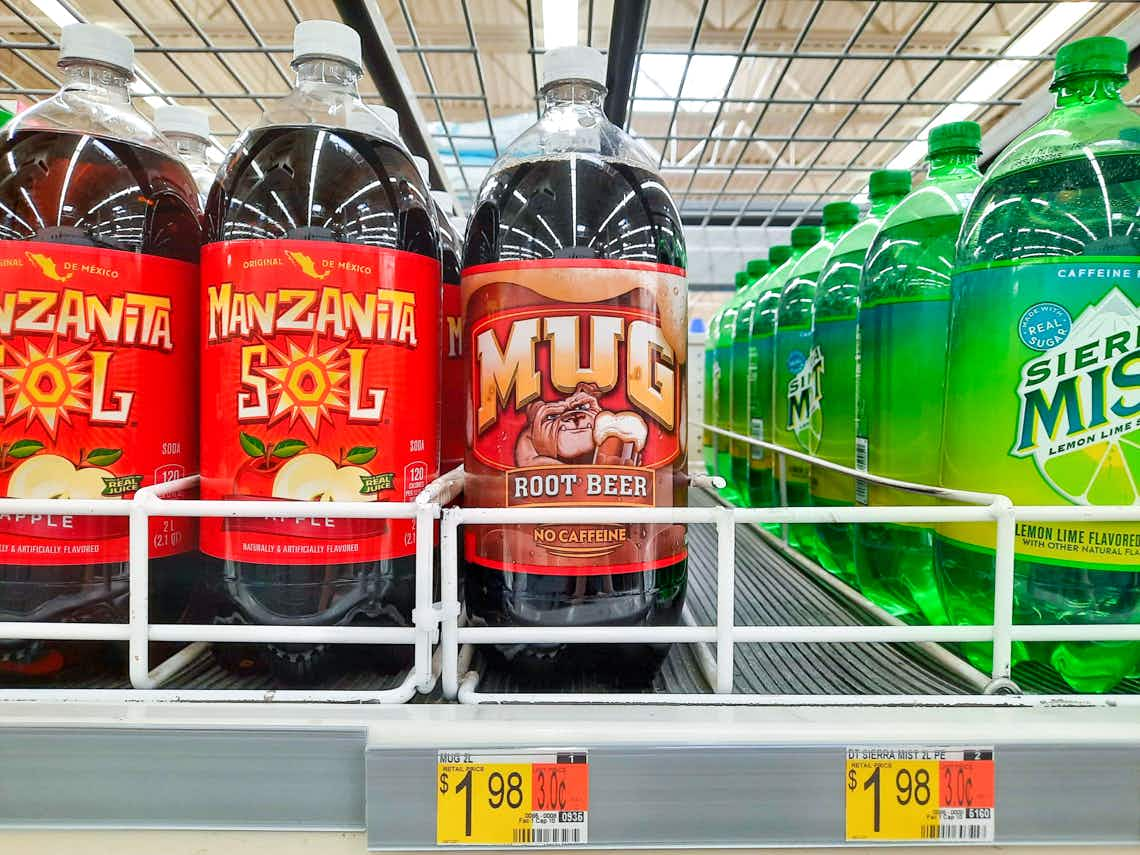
(743, 245, 792, 522)
(703, 308, 721, 479)
(714, 271, 749, 501)
(155, 104, 215, 204)
(937, 37, 1140, 691)
(811, 171, 911, 584)
(729, 258, 770, 497)
(434, 194, 464, 476)
(201, 20, 440, 684)
(856, 121, 983, 625)
(0, 24, 201, 678)
(462, 45, 688, 682)
(776, 207, 860, 556)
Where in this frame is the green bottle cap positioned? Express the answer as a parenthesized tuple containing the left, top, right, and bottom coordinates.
(822, 201, 860, 228)
(791, 225, 820, 249)
(734, 271, 748, 289)
(869, 169, 912, 199)
(927, 120, 982, 158)
(768, 245, 793, 266)
(1052, 35, 1128, 88)
(746, 258, 770, 279)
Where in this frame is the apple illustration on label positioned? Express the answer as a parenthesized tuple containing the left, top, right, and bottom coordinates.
(271, 453, 373, 502)
(6, 453, 115, 499)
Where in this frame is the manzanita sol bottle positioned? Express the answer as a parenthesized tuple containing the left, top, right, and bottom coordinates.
(201, 20, 440, 684)
(0, 25, 201, 678)
(462, 46, 688, 682)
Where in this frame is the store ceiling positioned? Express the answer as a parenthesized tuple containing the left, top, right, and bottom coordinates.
(0, 1, 1136, 224)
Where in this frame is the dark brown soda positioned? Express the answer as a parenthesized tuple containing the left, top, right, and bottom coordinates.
(0, 129, 201, 680)
(204, 125, 436, 684)
(462, 155, 687, 686)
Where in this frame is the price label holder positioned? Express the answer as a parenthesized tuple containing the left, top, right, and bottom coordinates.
(846, 746, 995, 843)
(437, 749, 588, 846)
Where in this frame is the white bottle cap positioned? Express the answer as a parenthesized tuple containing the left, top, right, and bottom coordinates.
(412, 155, 430, 184)
(155, 105, 211, 141)
(431, 190, 454, 215)
(541, 45, 607, 89)
(60, 23, 134, 74)
(372, 104, 399, 134)
(292, 20, 362, 71)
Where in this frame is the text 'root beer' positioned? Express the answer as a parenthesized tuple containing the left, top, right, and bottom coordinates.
(0, 24, 201, 678)
(200, 20, 440, 685)
(461, 45, 689, 681)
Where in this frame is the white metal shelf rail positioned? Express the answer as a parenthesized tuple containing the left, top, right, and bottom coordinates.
(440, 422, 1140, 705)
(0, 468, 464, 703)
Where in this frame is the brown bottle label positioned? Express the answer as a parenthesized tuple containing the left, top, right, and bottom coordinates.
(463, 259, 687, 575)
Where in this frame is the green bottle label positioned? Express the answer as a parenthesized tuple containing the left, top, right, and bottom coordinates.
(858, 298, 949, 507)
(941, 260, 1140, 570)
(775, 326, 818, 485)
(813, 315, 856, 504)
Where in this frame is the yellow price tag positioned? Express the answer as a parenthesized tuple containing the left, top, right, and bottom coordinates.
(845, 746, 995, 842)
(437, 750, 589, 846)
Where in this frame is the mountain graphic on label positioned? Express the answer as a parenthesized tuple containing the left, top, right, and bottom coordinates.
(1012, 286, 1140, 506)
(25, 252, 72, 283)
(284, 250, 332, 280)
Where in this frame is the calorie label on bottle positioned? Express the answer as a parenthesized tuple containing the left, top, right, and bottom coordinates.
(0, 241, 197, 564)
(462, 259, 688, 576)
(199, 239, 440, 565)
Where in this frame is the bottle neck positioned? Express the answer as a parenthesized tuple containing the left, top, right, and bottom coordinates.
(170, 134, 208, 162)
(543, 81, 606, 113)
(294, 57, 362, 97)
(1054, 73, 1124, 109)
(60, 61, 132, 104)
(927, 151, 982, 180)
(869, 192, 906, 217)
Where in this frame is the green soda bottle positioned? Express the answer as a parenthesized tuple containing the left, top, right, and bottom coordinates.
(776, 209, 859, 554)
(714, 271, 750, 501)
(937, 37, 1140, 692)
(855, 121, 983, 624)
(811, 172, 911, 584)
(730, 258, 772, 495)
(703, 310, 720, 478)
(744, 245, 793, 523)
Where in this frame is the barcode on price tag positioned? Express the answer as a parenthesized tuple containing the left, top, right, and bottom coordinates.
(437, 750, 588, 846)
(845, 746, 995, 843)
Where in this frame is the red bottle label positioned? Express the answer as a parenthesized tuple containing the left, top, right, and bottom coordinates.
(463, 259, 688, 576)
(441, 280, 464, 473)
(199, 240, 440, 565)
(0, 242, 197, 564)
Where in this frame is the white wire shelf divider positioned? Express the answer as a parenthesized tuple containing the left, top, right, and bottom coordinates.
(441, 422, 1140, 706)
(0, 467, 464, 703)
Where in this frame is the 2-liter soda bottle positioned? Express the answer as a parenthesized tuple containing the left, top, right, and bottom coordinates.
(201, 20, 441, 684)
(937, 37, 1140, 691)
(729, 258, 770, 497)
(155, 104, 215, 204)
(462, 46, 688, 682)
(744, 245, 792, 520)
(703, 308, 721, 479)
(856, 121, 982, 625)
(0, 24, 201, 678)
(714, 271, 749, 501)
(810, 170, 910, 584)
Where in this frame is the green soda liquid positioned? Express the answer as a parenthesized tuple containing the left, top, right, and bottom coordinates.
(743, 284, 782, 523)
(703, 312, 720, 479)
(776, 221, 852, 557)
(937, 80, 1140, 691)
(855, 150, 980, 625)
(715, 280, 747, 502)
(730, 265, 769, 494)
